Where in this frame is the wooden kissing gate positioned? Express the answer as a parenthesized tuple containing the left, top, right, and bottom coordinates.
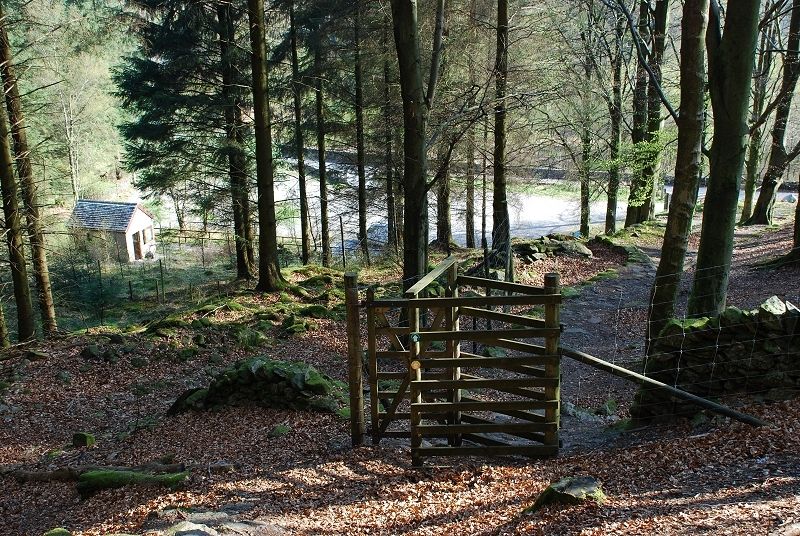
(345, 257, 564, 466)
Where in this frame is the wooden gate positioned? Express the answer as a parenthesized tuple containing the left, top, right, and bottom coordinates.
(348, 257, 562, 466)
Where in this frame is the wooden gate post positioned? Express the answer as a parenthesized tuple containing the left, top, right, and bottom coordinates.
(544, 272, 561, 448)
(345, 273, 365, 446)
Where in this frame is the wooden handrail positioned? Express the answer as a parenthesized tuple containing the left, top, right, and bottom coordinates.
(405, 256, 458, 298)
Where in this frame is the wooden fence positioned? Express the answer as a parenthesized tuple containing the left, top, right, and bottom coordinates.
(346, 257, 563, 466)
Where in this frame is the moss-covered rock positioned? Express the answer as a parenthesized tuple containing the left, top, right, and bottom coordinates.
(268, 423, 291, 437)
(43, 528, 71, 536)
(298, 304, 330, 319)
(299, 274, 334, 288)
(168, 358, 344, 415)
(525, 476, 605, 513)
(72, 432, 95, 448)
(76, 469, 187, 498)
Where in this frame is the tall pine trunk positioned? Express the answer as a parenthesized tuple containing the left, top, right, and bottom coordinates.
(605, 14, 623, 235)
(625, 0, 651, 227)
(640, 0, 669, 221)
(391, 0, 430, 289)
(745, 0, 800, 225)
(0, 82, 34, 341)
(464, 0, 478, 248)
(218, 4, 254, 279)
(0, 13, 57, 334)
(688, 0, 760, 317)
(289, 0, 311, 264)
(247, 0, 284, 291)
(383, 28, 397, 253)
(354, 2, 370, 264)
(492, 0, 511, 271)
(647, 0, 708, 353)
(434, 140, 453, 247)
(314, 37, 331, 267)
(0, 302, 8, 347)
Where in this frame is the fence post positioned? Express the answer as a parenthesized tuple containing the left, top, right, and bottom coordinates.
(159, 259, 165, 302)
(344, 272, 364, 446)
(366, 287, 379, 445)
(339, 215, 346, 269)
(447, 261, 462, 446)
(544, 272, 561, 449)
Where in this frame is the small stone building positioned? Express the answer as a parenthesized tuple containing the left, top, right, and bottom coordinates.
(69, 200, 156, 262)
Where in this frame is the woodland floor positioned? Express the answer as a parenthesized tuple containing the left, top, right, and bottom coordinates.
(1, 209, 799, 536)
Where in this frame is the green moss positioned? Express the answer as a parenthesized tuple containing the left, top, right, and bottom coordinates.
(72, 432, 95, 448)
(76, 469, 188, 497)
(561, 286, 581, 299)
(298, 304, 330, 319)
(43, 528, 72, 536)
(268, 424, 291, 437)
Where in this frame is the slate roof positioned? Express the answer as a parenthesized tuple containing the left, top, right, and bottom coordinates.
(69, 200, 151, 232)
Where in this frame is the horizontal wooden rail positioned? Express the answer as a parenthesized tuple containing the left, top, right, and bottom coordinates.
(413, 445, 558, 458)
(412, 377, 558, 390)
(416, 422, 557, 436)
(456, 275, 554, 296)
(461, 415, 550, 442)
(411, 328, 560, 343)
(368, 294, 562, 309)
(411, 400, 558, 413)
(460, 396, 548, 422)
(458, 306, 546, 328)
(405, 256, 458, 297)
(413, 355, 558, 368)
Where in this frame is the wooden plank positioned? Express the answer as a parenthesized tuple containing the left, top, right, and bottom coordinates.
(345, 273, 364, 446)
(412, 378, 557, 390)
(374, 295, 562, 309)
(457, 373, 547, 400)
(375, 351, 408, 359)
(379, 430, 412, 438)
(413, 445, 558, 458)
(561, 346, 769, 427)
(412, 328, 560, 343)
(405, 256, 458, 297)
(456, 275, 553, 296)
(367, 288, 379, 445)
(460, 396, 547, 423)
(414, 355, 558, 368)
(416, 422, 557, 435)
(411, 400, 558, 413)
(377, 375, 410, 439)
(376, 326, 411, 335)
(544, 273, 561, 447)
(458, 306, 546, 328)
(460, 415, 549, 443)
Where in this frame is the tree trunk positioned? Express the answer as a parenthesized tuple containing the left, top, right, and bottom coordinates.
(492, 0, 511, 262)
(0, 301, 8, 348)
(481, 113, 489, 250)
(218, 4, 254, 280)
(640, 0, 669, 222)
(391, 0, 429, 290)
(290, 0, 311, 264)
(465, 122, 476, 248)
(354, 1, 370, 264)
(434, 141, 453, 247)
(0, 82, 35, 341)
(740, 19, 774, 223)
(745, 0, 800, 225)
(625, 0, 651, 227)
(383, 24, 397, 253)
(579, 121, 591, 237)
(688, 0, 760, 317)
(247, 0, 284, 291)
(465, 0, 478, 248)
(647, 0, 708, 353)
(314, 35, 331, 268)
(0, 13, 57, 335)
(605, 15, 623, 235)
